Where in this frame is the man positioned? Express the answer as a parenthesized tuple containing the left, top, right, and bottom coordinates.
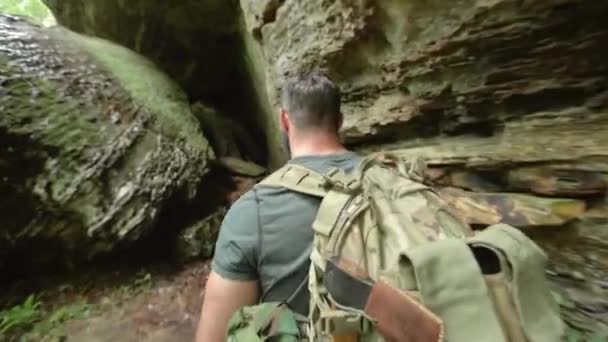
(195, 71, 360, 341)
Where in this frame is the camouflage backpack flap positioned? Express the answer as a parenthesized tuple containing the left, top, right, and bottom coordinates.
(226, 302, 302, 342)
(343, 154, 563, 341)
(467, 224, 565, 342)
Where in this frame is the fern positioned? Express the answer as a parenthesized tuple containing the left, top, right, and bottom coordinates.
(0, 294, 42, 336)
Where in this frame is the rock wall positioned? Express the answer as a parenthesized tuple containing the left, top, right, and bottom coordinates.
(0, 15, 214, 268)
(239, 0, 608, 337)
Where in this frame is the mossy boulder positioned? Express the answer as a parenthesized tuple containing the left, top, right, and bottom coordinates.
(41, 0, 272, 167)
(0, 14, 214, 266)
(41, 0, 239, 104)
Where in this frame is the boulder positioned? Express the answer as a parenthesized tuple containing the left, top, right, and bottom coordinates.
(42, 0, 272, 166)
(0, 15, 213, 266)
(175, 208, 226, 263)
(41, 0, 239, 104)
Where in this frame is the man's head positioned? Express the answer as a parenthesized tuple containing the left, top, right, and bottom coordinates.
(279, 71, 344, 157)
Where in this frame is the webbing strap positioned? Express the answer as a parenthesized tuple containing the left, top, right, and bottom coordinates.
(260, 165, 328, 198)
(469, 224, 565, 342)
(403, 239, 506, 342)
(261, 164, 355, 239)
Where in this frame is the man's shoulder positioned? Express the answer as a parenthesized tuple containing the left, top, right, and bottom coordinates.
(287, 151, 362, 174)
(227, 151, 362, 212)
(220, 189, 259, 229)
(224, 183, 284, 216)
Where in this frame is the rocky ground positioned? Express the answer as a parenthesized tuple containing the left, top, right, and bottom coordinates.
(1, 260, 210, 341)
(0, 173, 258, 341)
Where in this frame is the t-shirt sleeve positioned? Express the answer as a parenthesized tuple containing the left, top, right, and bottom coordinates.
(211, 190, 260, 281)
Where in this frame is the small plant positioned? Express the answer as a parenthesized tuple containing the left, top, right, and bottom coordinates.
(133, 270, 153, 289)
(0, 294, 42, 337)
(25, 300, 92, 339)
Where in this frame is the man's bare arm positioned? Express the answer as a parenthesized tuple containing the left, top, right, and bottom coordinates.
(195, 270, 259, 342)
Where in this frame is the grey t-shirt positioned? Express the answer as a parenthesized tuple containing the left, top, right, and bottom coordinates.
(211, 151, 360, 314)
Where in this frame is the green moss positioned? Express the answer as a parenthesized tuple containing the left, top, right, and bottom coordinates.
(0, 294, 42, 337)
(66, 29, 212, 154)
(237, 13, 285, 169)
(0, 0, 55, 26)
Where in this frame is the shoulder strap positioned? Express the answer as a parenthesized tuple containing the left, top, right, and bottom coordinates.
(259, 164, 329, 198)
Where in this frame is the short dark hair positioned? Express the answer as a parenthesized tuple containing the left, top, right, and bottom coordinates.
(281, 71, 341, 131)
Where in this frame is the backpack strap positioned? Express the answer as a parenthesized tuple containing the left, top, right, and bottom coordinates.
(469, 224, 565, 342)
(260, 164, 358, 263)
(259, 164, 329, 198)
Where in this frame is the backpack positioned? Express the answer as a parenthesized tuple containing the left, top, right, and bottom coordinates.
(226, 152, 565, 341)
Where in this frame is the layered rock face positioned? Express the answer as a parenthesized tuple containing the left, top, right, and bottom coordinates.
(240, 0, 608, 336)
(0, 15, 214, 267)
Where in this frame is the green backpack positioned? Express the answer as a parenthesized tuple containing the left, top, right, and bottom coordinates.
(226, 152, 565, 341)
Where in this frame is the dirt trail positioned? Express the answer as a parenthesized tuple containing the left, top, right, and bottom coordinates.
(3, 261, 211, 342)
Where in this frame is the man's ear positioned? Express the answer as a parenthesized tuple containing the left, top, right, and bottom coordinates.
(280, 108, 290, 132)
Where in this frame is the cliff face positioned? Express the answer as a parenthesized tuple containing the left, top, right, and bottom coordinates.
(5, 0, 608, 338)
(0, 14, 214, 267)
(240, 0, 608, 336)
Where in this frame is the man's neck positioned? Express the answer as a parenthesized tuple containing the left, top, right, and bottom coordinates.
(289, 132, 348, 159)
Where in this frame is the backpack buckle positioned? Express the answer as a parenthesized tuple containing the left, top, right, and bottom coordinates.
(318, 310, 372, 336)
